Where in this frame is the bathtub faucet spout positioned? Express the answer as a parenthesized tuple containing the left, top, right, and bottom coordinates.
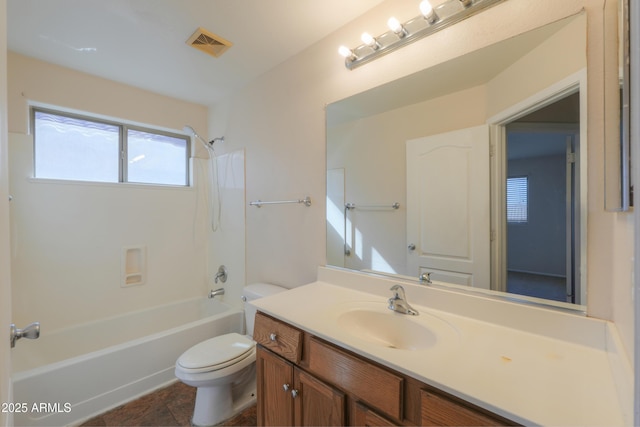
(209, 288, 225, 299)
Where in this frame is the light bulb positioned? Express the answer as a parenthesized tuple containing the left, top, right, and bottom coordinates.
(420, 0, 437, 23)
(387, 17, 408, 38)
(361, 32, 375, 46)
(338, 45, 354, 58)
(387, 17, 403, 34)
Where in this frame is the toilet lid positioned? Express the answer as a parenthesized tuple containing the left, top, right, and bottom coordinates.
(177, 333, 255, 371)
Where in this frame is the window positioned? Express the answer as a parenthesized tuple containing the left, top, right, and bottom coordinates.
(507, 176, 528, 223)
(32, 108, 190, 186)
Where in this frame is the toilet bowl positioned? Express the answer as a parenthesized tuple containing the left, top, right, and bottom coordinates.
(175, 283, 286, 427)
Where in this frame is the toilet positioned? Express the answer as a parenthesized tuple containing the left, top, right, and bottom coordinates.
(175, 283, 286, 426)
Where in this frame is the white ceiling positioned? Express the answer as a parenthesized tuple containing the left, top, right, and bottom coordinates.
(7, 0, 385, 107)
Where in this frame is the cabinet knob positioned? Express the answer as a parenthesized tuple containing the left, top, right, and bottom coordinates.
(291, 389, 299, 398)
(269, 333, 277, 342)
(283, 383, 290, 392)
(408, 243, 416, 251)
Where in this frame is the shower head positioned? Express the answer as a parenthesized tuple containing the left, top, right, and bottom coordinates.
(183, 125, 224, 147)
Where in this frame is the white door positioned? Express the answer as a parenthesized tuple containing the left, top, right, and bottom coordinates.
(406, 125, 490, 288)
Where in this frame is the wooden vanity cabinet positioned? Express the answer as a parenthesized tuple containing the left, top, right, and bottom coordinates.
(254, 311, 517, 427)
(256, 341, 346, 426)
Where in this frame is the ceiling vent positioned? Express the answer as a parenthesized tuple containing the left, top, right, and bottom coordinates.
(186, 27, 233, 58)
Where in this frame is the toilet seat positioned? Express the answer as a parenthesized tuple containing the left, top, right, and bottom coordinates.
(177, 333, 255, 374)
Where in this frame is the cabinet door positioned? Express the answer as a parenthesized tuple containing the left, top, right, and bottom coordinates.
(257, 347, 294, 426)
(293, 368, 345, 426)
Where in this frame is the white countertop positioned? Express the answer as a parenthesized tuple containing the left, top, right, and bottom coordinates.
(250, 269, 631, 426)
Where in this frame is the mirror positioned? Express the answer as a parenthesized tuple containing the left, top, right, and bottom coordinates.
(326, 13, 587, 306)
(605, 0, 632, 211)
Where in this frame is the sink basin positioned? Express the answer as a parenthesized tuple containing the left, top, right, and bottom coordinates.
(336, 304, 454, 351)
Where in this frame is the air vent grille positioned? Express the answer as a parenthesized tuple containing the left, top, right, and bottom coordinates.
(186, 27, 232, 58)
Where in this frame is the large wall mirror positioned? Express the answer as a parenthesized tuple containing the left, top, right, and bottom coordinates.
(326, 12, 588, 307)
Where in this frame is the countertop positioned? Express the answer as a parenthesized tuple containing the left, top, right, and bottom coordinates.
(250, 269, 630, 426)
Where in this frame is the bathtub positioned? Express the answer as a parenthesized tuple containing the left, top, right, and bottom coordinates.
(11, 297, 243, 427)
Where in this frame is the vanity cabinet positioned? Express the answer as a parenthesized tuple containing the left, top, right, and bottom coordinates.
(256, 347, 346, 426)
(254, 311, 518, 426)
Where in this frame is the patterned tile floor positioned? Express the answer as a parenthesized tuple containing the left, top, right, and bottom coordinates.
(80, 381, 256, 426)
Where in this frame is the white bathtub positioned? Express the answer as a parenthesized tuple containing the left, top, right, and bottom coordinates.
(11, 297, 243, 427)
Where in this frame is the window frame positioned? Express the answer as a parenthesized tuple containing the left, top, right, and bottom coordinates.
(31, 106, 191, 187)
(506, 175, 529, 224)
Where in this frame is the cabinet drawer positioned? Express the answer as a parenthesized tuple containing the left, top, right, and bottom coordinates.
(353, 402, 396, 427)
(254, 312, 303, 364)
(421, 389, 516, 426)
(308, 337, 403, 420)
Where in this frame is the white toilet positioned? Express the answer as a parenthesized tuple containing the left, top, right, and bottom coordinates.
(175, 283, 286, 426)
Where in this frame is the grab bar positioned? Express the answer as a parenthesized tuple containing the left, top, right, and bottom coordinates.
(249, 196, 312, 208)
(345, 202, 400, 210)
(344, 202, 400, 255)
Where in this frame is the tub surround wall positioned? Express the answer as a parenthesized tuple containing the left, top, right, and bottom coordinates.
(213, 0, 634, 362)
(9, 134, 210, 332)
(207, 149, 247, 311)
(7, 53, 212, 331)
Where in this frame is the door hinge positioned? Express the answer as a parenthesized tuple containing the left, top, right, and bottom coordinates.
(567, 152, 576, 164)
(490, 229, 496, 242)
(489, 143, 495, 157)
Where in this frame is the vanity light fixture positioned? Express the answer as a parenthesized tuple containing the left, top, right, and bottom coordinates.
(339, 0, 505, 70)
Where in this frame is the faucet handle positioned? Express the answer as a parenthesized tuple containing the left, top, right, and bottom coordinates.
(214, 265, 227, 284)
(390, 284, 406, 299)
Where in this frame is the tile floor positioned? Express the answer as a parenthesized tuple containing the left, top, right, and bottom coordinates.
(80, 381, 256, 426)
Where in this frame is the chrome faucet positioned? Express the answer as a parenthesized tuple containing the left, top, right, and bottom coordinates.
(209, 288, 225, 299)
(388, 285, 419, 316)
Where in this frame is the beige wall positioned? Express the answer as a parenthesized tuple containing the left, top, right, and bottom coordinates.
(214, 0, 634, 361)
(7, 53, 208, 145)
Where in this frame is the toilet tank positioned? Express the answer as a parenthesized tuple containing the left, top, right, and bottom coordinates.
(243, 283, 287, 336)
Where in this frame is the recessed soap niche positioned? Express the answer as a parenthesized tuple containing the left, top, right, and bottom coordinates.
(122, 246, 147, 287)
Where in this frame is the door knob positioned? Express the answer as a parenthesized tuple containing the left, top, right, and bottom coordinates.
(10, 322, 40, 348)
(420, 272, 433, 284)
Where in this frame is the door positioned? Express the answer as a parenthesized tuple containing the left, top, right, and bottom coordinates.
(504, 124, 580, 303)
(256, 347, 294, 426)
(1, 4, 13, 426)
(406, 125, 490, 288)
(293, 368, 345, 426)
